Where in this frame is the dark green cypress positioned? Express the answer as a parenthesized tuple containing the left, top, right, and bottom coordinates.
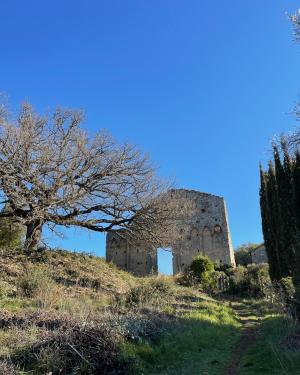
(266, 161, 283, 279)
(293, 151, 300, 228)
(259, 164, 280, 280)
(292, 151, 300, 317)
(281, 139, 296, 269)
(273, 145, 293, 277)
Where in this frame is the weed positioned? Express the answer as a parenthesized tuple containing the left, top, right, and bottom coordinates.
(122, 277, 174, 308)
(16, 266, 52, 298)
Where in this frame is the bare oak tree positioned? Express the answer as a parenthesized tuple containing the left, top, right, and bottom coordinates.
(0, 103, 174, 251)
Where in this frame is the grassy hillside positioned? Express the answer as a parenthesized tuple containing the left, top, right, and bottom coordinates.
(0, 247, 299, 374)
(0, 247, 241, 374)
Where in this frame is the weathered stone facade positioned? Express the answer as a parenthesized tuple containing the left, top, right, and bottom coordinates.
(251, 244, 268, 264)
(106, 189, 235, 276)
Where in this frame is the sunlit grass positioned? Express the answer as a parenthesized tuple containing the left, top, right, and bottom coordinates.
(240, 314, 300, 375)
(121, 301, 241, 375)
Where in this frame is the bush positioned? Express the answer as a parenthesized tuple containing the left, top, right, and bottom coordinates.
(16, 266, 54, 299)
(234, 243, 258, 266)
(189, 255, 214, 283)
(177, 255, 225, 295)
(247, 263, 271, 297)
(227, 266, 248, 294)
(200, 270, 220, 294)
(227, 263, 272, 297)
(123, 277, 173, 308)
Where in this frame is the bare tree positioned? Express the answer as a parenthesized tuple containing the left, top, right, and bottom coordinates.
(0, 102, 174, 251)
(280, 11, 300, 151)
(290, 10, 300, 41)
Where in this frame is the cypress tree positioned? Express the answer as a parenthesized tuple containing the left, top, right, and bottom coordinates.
(259, 164, 279, 280)
(273, 145, 293, 277)
(292, 151, 300, 317)
(281, 139, 296, 269)
(293, 151, 300, 228)
(260, 141, 300, 317)
(265, 161, 283, 279)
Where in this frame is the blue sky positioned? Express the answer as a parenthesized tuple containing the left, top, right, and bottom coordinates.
(1, 1, 300, 272)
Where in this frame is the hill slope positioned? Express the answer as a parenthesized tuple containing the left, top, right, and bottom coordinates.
(0, 248, 298, 375)
(0, 247, 243, 374)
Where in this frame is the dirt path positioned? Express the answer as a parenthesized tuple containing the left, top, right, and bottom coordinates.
(223, 302, 262, 375)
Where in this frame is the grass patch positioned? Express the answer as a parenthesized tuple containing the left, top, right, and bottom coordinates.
(240, 315, 300, 375)
(0, 326, 39, 357)
(121, 301, 241, 374)
(0, 298, 36, 313)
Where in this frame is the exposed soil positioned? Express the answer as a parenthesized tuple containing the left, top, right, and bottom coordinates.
(224, 302, 261, 375)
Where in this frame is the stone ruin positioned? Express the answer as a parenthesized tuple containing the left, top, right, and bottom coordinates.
(106, 189, 236, 276)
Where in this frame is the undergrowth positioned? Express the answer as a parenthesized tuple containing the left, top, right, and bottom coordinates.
(121, 301, 241, 375)
(1, 247, 300, 374)
(240, 314, 300, 375)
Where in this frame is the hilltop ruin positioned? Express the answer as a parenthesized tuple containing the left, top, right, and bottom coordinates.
(106, 189, 235, 275)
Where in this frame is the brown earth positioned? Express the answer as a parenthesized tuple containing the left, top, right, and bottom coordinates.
(224, 302, 262, 375)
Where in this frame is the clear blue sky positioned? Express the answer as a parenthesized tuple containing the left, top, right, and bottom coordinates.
(1, 1, 300, 271)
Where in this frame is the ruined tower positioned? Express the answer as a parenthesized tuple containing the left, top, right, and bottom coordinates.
(106, 189, 235, 275)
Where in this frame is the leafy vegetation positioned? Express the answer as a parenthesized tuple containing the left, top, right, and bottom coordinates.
(240, 312, 300, 374)
(226, 263, 271, 298)
(234, 243, 259, 266)
(0, 218, 24, 249)
(189, 254, 215, 282)
(0, 247, 299, 374)
(122, 300, 241, 375)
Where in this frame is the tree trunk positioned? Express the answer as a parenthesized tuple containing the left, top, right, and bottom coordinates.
(25, 220, 43, 252)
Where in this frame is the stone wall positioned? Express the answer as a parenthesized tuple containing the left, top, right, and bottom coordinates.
(251, 244, 268, 264)
(106, 189, 235, 276)
(106, 233, 158, 275)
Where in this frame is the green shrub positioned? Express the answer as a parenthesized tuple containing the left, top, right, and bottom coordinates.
(189, 255, 214, 283)
(200, 270, 220, 294)
(234, 243, 258, 266)
(247, 263, 271, 297)
(227, 266, 248, 294)
(227, 263, 272, 297)
(178, 255, 224, 294)
(214, 263, 233, 273)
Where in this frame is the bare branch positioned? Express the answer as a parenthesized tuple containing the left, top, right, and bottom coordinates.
(0, 102, 175, 251)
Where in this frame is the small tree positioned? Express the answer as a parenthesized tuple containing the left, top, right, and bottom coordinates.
(234, 243, 257, 266)
(0, 103, 175, 252)
(189, 254, 214, 283)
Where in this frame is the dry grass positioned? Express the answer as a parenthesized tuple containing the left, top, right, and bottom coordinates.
(0, 247, 243, 374)
(0, 247, 134, 301)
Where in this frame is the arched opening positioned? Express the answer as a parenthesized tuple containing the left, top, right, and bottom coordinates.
(157, 247, 173, 275)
